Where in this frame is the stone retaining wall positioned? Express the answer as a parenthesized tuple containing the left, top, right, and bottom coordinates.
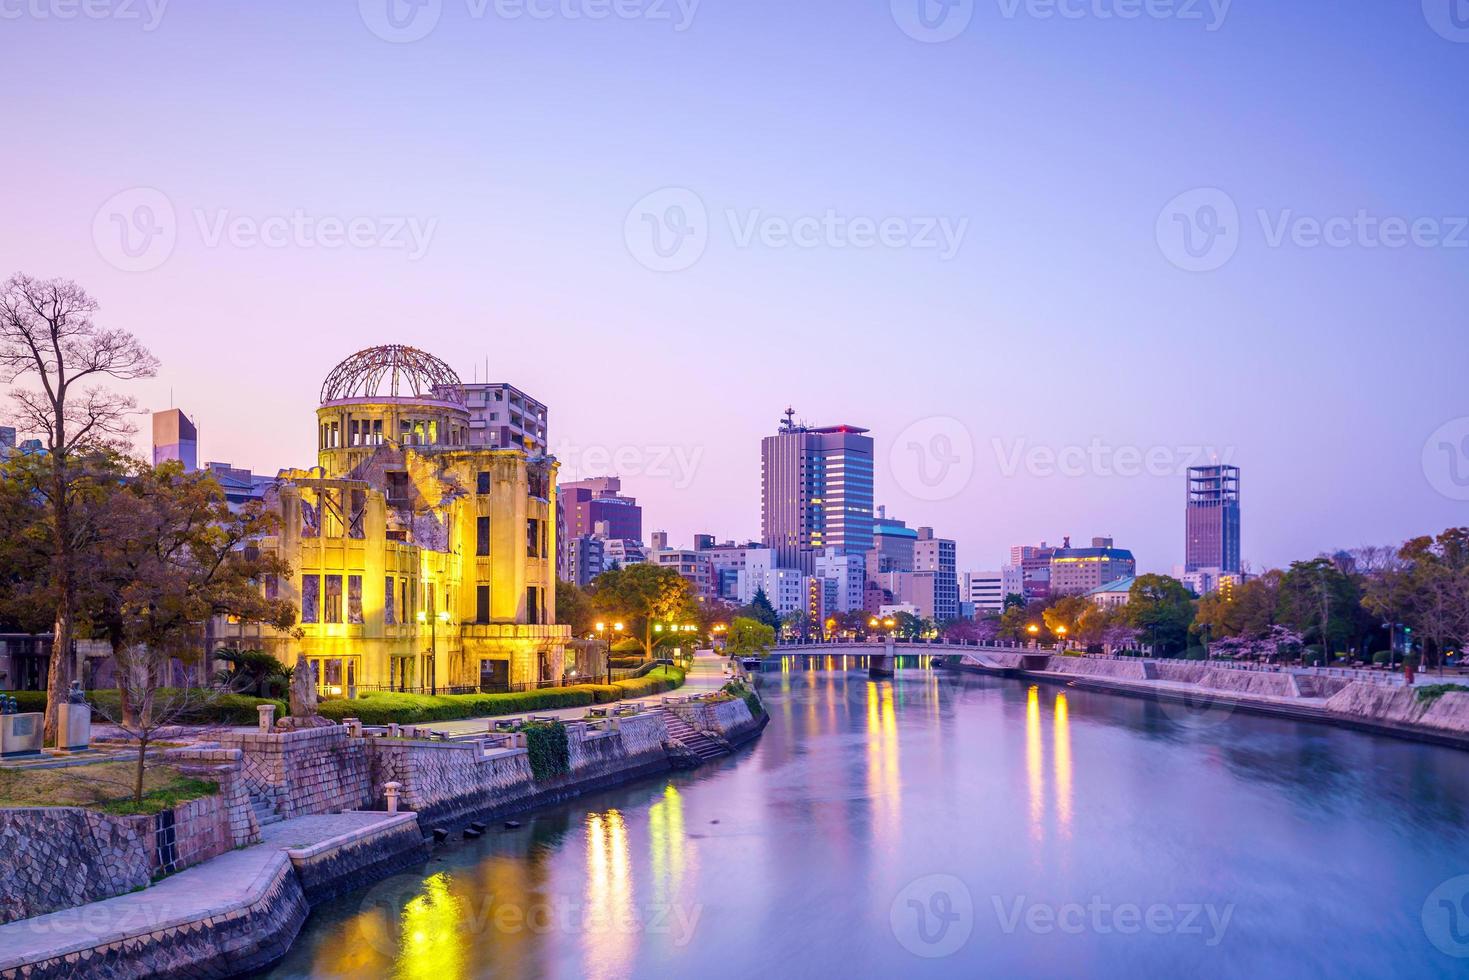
(1324, 683, 1469, 735)
(286, 814, 430, 904)
(0, 808, 153, 925)
(6, 851, 310, 980)
(216, 726, 372, 820)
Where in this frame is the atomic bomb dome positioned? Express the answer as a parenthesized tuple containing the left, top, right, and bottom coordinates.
(320, 345, 465, 405)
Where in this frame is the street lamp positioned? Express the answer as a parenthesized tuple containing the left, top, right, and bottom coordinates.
(1027, 623, 1040, 649)
(1056, 624, 1068, 650)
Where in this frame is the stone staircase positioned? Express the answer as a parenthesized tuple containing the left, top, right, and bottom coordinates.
(248, 791, 283, 828)
(658, 709, 726, 763)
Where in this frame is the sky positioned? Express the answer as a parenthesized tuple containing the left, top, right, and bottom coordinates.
(3, 0, 1467, 575)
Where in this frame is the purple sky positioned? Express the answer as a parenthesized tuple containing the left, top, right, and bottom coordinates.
(4, 1, 1467, 574)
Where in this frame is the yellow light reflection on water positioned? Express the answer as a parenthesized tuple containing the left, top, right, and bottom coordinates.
(1026, 685, 1044, 841)
(1054, 691, 1072, 838)
(865, 682, 901, 841)
(583, 809, 633, 979)
(396, 872, 466, 980)
(648, 784, 687, 904)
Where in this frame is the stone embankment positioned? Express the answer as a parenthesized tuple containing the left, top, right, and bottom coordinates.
(948, 653, 1469, 745)
(0, 685, 766, 978)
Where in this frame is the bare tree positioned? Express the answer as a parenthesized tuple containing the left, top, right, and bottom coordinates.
(0, 275, 158, 741)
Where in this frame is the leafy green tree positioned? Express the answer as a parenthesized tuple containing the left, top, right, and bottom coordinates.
(726, 616, 775, 657)
(591, 563, 699, 659)
(1125, 574, 1196, 656)
(555, 579, 595, 636)
(1277, 558, 1361, 661)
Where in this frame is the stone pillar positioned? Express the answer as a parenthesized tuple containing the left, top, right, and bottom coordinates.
(345, 718, 362, 737)
(257, 703, 276, 733)
(55, 702, 91, 753)
(388, 723, 401, 738)
(385, 782, 402, 814)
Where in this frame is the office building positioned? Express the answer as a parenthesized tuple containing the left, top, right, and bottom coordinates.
(152, 408, 199, 471)
(760, 408, 874, 571)
(1186, 464, 1241, 573)
(1050, 537, 1137, 595)
(913, 527, 959, 621)
(462, 382, 548, 455)
(814, 547, 865, 613)
(558, 476, 642, 543)
(962, 570, 1006, 614)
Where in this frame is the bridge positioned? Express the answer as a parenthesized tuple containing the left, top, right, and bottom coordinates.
(754, 640, 1049, 676)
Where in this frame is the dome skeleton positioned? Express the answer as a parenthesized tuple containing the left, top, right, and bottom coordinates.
(320, 345, 465, 405)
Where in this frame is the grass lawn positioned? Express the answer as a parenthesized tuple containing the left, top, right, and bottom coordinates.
(0, 761, 218, 816)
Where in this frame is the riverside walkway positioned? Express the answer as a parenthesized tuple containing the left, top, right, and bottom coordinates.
(0, 810, 415, 975)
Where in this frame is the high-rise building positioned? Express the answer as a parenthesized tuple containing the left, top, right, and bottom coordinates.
(1010, 542, 1057, 600)
(913, 527, 959, 621)
(867, 505, 918, 578)
(152, 408, 199, 471)
(1050, 536, 1137, 595)
(962, 570, 1006, 614)
(760, 408, 874, 572)
(558, 476, 642, 543)
(1186, 465, 1241, 573)
(566, 534, 605, 588)
(461, 382, 548, 454)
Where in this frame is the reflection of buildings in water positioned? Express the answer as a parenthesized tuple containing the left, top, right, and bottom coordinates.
(396, 872, 467, 980)
(584, 809, 634, 978)
(1054, 691, 1073, 838)
(866, 682, 901, 842)
(649, 784, 689, 905)
(1026, 685, 1044, 841)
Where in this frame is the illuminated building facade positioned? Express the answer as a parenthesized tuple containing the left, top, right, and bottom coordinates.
(212, 345, 568, 695)
(1048, 537, 1137, 595)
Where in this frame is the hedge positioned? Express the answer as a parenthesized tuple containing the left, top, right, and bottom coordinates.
(313, 667, 688, 725)
(0, 689, 286, 726)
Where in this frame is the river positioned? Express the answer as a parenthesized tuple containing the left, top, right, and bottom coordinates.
(262, 660, 1469, 978)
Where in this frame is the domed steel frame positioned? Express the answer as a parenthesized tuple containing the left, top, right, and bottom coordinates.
(320, 345, 465, 405)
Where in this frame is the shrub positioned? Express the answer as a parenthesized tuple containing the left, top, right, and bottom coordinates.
(1416, 683, 1469, 707)
(1182, 646, 1208, 661)
(608, 656, 643, 670)
(611, 638, 643, 654)
(611, 666, 685, 700)
(1372, 650, 1394, 665)
(722, 679, 764, 718)
(521, 721, 570, 780)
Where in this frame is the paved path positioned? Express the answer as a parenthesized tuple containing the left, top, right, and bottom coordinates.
(0, 810, 412, 970)
(429, 650, 732, 736)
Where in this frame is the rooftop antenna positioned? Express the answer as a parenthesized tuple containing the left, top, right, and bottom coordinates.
(782, 406, 796, 431)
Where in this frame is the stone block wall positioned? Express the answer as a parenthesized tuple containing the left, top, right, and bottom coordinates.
(217, 726, 372, 819)
(0, 808, 152, 925)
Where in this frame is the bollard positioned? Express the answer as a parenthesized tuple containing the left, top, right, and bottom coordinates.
(385, 781, 402, 814)
(257, 704, 276, 734)
(388, 723, 401, 738)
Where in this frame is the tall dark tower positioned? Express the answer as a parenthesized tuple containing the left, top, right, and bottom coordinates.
(1186, 465, 1241, 573)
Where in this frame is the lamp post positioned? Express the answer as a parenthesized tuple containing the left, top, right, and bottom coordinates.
(1027, 623, 1040, 650)
(1055, 624, 1068, 651)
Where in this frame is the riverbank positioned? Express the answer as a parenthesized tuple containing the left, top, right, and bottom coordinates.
(0, 654, 765, 978)
(943, 652, 1469, 749)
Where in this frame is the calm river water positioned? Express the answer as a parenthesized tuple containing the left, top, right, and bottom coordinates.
(263, 660, 1469, 979)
